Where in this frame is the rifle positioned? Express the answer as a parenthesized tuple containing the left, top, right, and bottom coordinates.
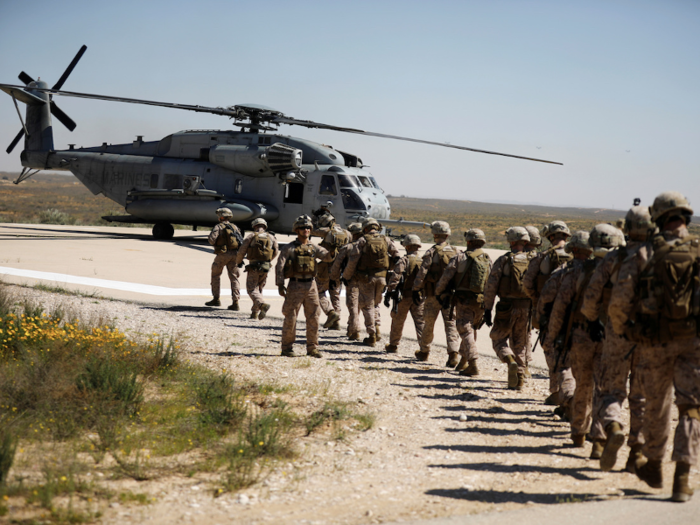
(447, 252, 472, 321)
(392, 276, 404, 315)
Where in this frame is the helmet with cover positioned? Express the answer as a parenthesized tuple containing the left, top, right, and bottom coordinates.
(524, 225, 542, 247)
(216, 207, 233, 218)
(506, 226, 530, 243)
(317, 212, 335, 228)
(362, 217, 381, 232)
(565, 230, 591, 253)
(251, 218, 268, 230)
(546, 220, 571, 239)
(402, 234, 422, 247)
(589, 223, 625, 257)
(624, 205, 655, 241)
(464, 228, 486, 242)
(649, 191, 693, 226)
(430, 221, 451, 236)
(293, 214, 314, 231)
(347, 222, 363, 234)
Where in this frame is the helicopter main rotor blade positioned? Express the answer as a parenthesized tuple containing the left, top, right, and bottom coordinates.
(50, 101, 77, 131)
(53, 45, 87, 90)
(272, 116, 563, 165)
(6, 128, 24, 154)
(18, 71, 34, 85)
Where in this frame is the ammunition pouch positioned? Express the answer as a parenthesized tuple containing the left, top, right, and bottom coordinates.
(495, 300, 513, 321)
(626, 314, 698, 344)
(454, 291, 484, 307)
(357, 268, 388, 280)
(246, 261, 271, 273)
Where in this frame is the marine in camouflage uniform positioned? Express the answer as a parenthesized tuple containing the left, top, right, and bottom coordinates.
(343, 218, 400, 347)
(235, 218, 279, 320)
(545, 229, 609, 455)
(330, 223, 363, 340)
(384, 234, 425, 354)
(311, 212, 350, 330)
(206, 207, 242, 310)
(275, 215, 334, 358)
(435, 229, 492, 376)
(523, 225, 543, 374)
(580, 206, 652, 472)
(483, 226, 532, 389)
(609, 191, 700, 502)
(412, 221, 460, 366)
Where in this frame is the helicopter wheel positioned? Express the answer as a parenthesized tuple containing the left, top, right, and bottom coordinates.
(152, 222, 174, 240)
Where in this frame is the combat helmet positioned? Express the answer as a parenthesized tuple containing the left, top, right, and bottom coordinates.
(546, 220, 571, 239)
(649, 191, 693, 226)
(347, 222, 363, 234)
(362, 217, 381, 232)
(524, 225, 542, 247)
(293, 214, 314, 230)
(624, 205, 655, 241)
(317, 212, 335, 228)
(565, 230, 591, 253)
(506, 226, 530, 243)
(464, 228, 486, 243)
(431, 221, 451, 236)
(589, 223, 625, 257)
(402, 234, 422, 247)
(251, 218, 268, 230)
(216, 207, 233, 218)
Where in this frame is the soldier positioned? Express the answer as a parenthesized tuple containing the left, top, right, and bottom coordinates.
(312, 212, 349, 330)
(523, 225, 543, 375)
(483, 227, 532, 389)
(342, 218, 400, 347)
(412, 221, 460, 365)
(275, 215, 333, 358)
(609, 191, 700, 502)
(235, 218, 279, 320)
(206, 207, 243, 310)
(384, 234, 425, 354)
(435, 228, 492, 375)
(546, 229, 613, 457)
(581, 206, 653, 472)
(330, 222, 364, 340)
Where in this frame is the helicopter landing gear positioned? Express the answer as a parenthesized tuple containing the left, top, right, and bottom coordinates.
(152, 222, 174, 240)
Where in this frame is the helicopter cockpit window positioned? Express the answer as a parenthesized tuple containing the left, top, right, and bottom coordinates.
(358, 176, 373, 188)
(341, 189, 367, 211)
(319, 175, 337, 196)
(338, 174, 359, 188)
(369, 177, 381, 190)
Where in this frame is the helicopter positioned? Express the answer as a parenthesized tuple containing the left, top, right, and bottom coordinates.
(1, 46, 562, 239)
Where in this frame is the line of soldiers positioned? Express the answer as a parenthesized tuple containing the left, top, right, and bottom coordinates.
(205, 189, 699, 503)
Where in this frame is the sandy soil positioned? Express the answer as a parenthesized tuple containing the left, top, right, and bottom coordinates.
(4, 285, 693, 524)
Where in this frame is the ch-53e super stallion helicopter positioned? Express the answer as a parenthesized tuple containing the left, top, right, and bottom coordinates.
(1, 46, 562, 239)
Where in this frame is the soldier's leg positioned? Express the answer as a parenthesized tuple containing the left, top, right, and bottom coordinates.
(316, 278, 334, 316)
(410, 300, 426, 343)
(569, 328, 596, 438)
(247, 270, 263, 315)
(302, 281, 322, 354)
(373, 277, 385, 335)
(542, 342, 560, 398)
(330, 281, 342, 317)
(418, 296, 441, 354)
(628, 348, 647, 449)
(670, 339, 700, 466)
(358, 280, 376, 336)
(597, 327, 634, 430)
(454, 304, 478, 360)
(281, 283, 305, 353)
(389, 297, 412, 347)
(589, 341, 606, 442)
(440, 305, 461, 355)
(346, 280, 361, 337)
(639, 344, 675, 462)
(510, 307, 530, 372)
(489, 306, 515, 362)
(210, 255, 225, 298)
(224, 254, 241, 303)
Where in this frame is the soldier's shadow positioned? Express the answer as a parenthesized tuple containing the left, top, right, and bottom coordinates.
(424, 443, 583, 460)
(428, 461, 600, 481)
(424, 488, 602, 504)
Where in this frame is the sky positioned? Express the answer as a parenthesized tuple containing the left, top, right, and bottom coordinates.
(1, 0, 698, 211)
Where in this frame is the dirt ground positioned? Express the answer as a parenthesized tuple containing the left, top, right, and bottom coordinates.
(3, 287, 693, 524)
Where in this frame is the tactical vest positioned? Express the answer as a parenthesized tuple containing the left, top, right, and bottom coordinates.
(321, 228, 350, 257)
(497, 252, 530, 299)
(599, 246, 628, 324)
(401, 252, 422, 293)
(629, 234, 700, 343)
(357, 233, 390, 277)
(536, 247, 573, 293)
(454, 249, 491, 296)
(214, 223, 240, 254)
(426, 243, 456, 283)
(283, 243, 317, 279)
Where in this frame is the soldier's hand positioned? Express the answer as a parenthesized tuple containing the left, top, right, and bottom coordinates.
(278, 285, 287, 297)
(438, 293, 451, 310)
(412, 290, 423, 306)
(329, 280, 336, 291)
(588, 319, 605, 342)
(484, 309, 493, 327)
(383, 294, 391, 308)
(341, 278, 349, 287)
(237, 262, 245, 268)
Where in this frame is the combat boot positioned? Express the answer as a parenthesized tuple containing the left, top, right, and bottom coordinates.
(323, 311, 340, 329)
(375, 324, 382, 340)
(281, 349, 296, 357)
(348, 332, 360, 341)
(415, 349, 430, 362)
(455, 355, 469, 371)
(672, 462, 694, 502)
(362, 334, 376, 347)
(523, 366, 532, 378)
(446, 352, 459, 368)
(460, 359, 479, 377)
(249, 311, 258, 319)
(258, 303, 271, 320)
(205, 297, 221, 307)
(506, 355, 519, 389)
(306, 348, 323, 359)
(328, 320, 341, 330)
(385, 344, 398, 354)
(544, 392, 559, 406)
(228, 301, 240, 311)
(590, 440, 605, 460)
(625, 445, 643, 474)
(600, 422, 625, 472)
(515, 372, 525, 391)
(636, 458, 663, 489)
(571, 433, 586, 447)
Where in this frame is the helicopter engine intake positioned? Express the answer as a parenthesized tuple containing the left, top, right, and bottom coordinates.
(208, 142, 302, 177)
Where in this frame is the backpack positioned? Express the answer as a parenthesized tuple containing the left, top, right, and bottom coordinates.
(357, 233, 390, 276)
(248, 232, 274, 262)
(426, 243, 456, 283)
(400, 252, 422, 293)
(536, 247, 573, 293)
(455, 249, 491, 295)
(321, 228, 350, 256)
(497, 252, 530, 299)
(215, 223, 241, 253)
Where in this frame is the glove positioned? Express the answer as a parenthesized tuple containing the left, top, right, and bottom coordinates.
(383, 294, 391, 308)
(329, 279, 336, 291)
(588, 319, 605, 342)
(484, 309, 493, 327)
(237, 262, 245, 268)
(341, 278, 349, 287)
(278, 285, 287, 297)
(412, 290, 423, 306)
(438, 293, 451, 310)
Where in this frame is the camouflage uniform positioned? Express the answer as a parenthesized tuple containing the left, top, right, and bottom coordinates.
(546, 258, 604, 440)
(580, 244, 646, 449)
(386, 252, 425, 348)
(413, 242, 460, 357)
(609, 229, 700, 467)
(343, 234, 400, 338)
(313, 224, 350, 318)
(208, 222, 241, 302)
(435, 250, 493, 362)
(483, 251, 531, 373)
(235, 231, 279, 317)
(275, 241, 333, 354)
(331, 241, 361, 337)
